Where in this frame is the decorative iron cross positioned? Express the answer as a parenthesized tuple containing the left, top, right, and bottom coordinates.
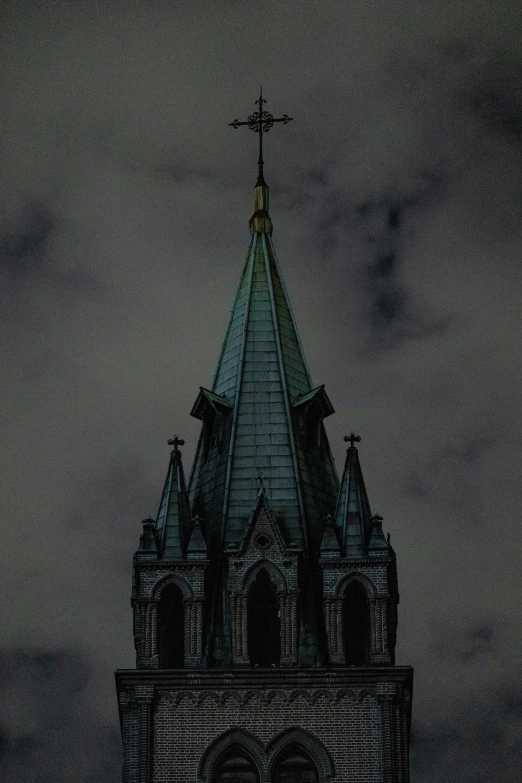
(344, 433, 361, 448)
(256, 469, 265, 488)
(168, 436, 185, 452)
(229, 88, 293, 186)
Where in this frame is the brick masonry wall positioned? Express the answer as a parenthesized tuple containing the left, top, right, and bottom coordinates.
(321, 561, 389, 597)
(116, 668, 413, 783)
(153, 690, 381, 783)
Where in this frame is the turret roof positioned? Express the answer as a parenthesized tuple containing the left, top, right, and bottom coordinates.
(155, 442, 191, 559)
(335, 435, 373, 556)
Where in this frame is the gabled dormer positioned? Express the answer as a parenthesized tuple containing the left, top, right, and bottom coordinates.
(292, 385, 334, 448)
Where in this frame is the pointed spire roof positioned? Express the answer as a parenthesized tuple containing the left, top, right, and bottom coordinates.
(335, 433, 372, 556)
(155, 437, 191, 559)
(319, 514, 341, 558)
(368, 514, 388, 555)
(137, 518, 158, 558)
(186, 514, 207, 559)
(189, 180, 339, 554)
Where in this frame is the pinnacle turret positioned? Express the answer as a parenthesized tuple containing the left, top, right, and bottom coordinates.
(335, 434, 373, 556)
(155, 437, 191, 559)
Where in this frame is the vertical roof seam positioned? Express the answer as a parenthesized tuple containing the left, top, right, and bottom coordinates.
(261, 232, 308, 554)
(266, 235, 313, 389)
(158, 461, 173, 553)
(210, 241, 253, 390)
(219, 233, 257, 548)
(343, 453, 350, 547)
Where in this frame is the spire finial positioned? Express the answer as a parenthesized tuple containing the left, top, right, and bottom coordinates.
(344, 432, 361, 449)
(229, 90, 293, 187)
(168, 436, 185, 453)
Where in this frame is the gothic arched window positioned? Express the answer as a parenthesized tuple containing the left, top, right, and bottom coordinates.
(213, 748, 259, 783)
(157, 583, 184, 668)
(248, 568, 281, 667)
(343, 580, 370, 665)
(273, 746, 318, 783)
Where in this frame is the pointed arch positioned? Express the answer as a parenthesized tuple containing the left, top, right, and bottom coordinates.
(157, 581, 185, 667)
(247, 566, 281, 666)
(267, 728, 334, 783)
(242, 559, 287, 593)
(151, 573, 194, 601)
(198, 728, 266, 783)
(333, 571, 377, 599)
(342, 580, 371, 665)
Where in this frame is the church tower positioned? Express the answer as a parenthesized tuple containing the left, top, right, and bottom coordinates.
(116, 93, 413, 783)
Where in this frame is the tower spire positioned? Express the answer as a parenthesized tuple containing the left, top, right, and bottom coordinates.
(189, 106, 339, 560)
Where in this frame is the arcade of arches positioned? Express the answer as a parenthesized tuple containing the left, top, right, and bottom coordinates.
(212, 745, 319, 783)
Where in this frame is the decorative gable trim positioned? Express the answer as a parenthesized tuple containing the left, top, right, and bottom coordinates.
(236, 489, 290, 557)
(190, 387, 233, 421)
(291, 385, 334, 418)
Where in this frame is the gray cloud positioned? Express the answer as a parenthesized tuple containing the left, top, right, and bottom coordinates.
(0, 647, 120, 783)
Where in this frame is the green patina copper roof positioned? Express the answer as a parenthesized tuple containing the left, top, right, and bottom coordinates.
(292, 385, 335, 418)
(335, 441, 372, 556)
(155, 447, 191, 559)
(188, 185, 340, 555)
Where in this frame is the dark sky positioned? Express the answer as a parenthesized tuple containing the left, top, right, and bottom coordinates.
(2, 1, 522, 781)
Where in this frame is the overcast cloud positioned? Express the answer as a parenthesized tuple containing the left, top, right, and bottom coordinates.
(1, 1, 521, 781)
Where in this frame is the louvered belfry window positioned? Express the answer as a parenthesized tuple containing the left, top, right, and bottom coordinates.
(213, 748, 259, 783)
(273, 747, 319, 783)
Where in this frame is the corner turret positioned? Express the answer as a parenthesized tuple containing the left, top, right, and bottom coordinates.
(335, 433, 372, 556)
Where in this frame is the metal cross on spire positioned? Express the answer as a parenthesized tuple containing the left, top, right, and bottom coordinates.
(168, 436, 185, 452)
(344, 433, 361, 449)
(229, 88, 293, 186)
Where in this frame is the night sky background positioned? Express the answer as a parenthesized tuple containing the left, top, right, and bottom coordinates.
(2, 1, 522, 781)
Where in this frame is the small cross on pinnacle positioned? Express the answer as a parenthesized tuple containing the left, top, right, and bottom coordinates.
(229, 88, 293, 186)
(168, 436, 185, 452)
(256, 470, 265, 489)
(344, 433, 361, 449)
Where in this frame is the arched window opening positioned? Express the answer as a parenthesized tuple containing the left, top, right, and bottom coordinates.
(157, 583, 184, 668)
(213, 748, 259, 783)
(343, 580, 370, 665)
(248, 569, 281, 667)
(273, 746, 318, 783)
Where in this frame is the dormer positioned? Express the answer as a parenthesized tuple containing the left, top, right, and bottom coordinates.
(190, 387, 233, 460)
(292, 385, 334, 448)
